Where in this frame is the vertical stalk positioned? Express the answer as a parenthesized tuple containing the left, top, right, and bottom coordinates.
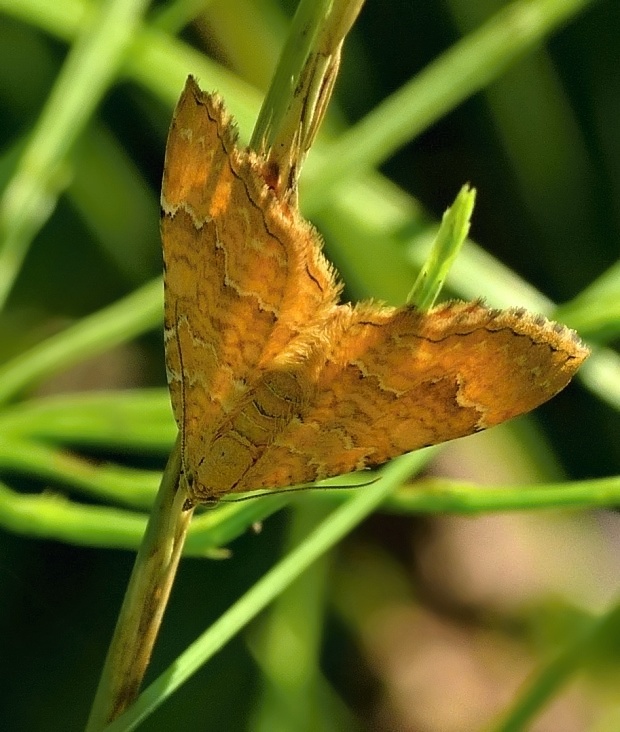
(251, 0, 364, 197)
(86, 437, 193, 729)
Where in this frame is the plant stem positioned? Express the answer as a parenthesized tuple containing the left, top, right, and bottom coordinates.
(86, 436, 192, 730)
(251, 0, 364, 196)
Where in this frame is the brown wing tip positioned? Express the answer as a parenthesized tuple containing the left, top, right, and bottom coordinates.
(177, 75, 238, 148)
(495, 306, 590, 367)
(428, 299, 589, 367)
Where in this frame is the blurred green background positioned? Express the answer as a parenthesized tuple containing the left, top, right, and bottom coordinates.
(0, 0, 619, 730)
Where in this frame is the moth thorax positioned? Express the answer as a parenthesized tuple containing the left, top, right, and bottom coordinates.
(258, 369, 305, 417)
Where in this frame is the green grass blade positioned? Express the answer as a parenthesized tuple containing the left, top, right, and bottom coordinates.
(0, 479, 148, 550)
(0, 0, 152, 308)
(0, 278, 162, 404)
(408, 185, 476, 309)
(0, 436, 159, 507)
(0, 389, 173, 450)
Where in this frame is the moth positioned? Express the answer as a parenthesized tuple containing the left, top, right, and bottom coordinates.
(161, 77, 589, 505)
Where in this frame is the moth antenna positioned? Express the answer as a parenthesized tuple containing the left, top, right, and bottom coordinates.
(173, 300, 188, 491)
(215, 475, 380, 505)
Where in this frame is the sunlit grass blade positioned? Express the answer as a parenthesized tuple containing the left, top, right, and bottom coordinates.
(408, 184, 476, 310)
(0, 278, 162, 405)
(0, 0, 151, 308)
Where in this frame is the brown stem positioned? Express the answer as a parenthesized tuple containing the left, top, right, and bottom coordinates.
(85, 436, 192, 730)
(251, 0, 365, 199)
